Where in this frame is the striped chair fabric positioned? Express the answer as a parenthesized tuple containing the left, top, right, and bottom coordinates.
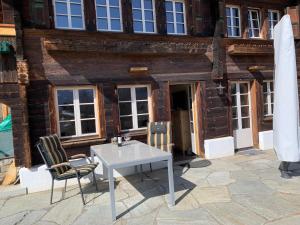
(147, 121, 172, 153)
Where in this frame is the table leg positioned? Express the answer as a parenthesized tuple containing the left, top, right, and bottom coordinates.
(90, 150, 95, 163)
(167, 158, 175, 206)
(108, 167, 116, 221)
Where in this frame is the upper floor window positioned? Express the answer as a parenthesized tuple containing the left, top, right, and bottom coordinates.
(117, 86, 150, 131)
(226, 6, 241, 37)
(95, 0, 122, 32)
(54, 0, 85, 30)
(132, 0, 156, 33)
(248, 9, 260, 38)
(268, 10, 280, 39)
(263, 81, 274, 117)
(165, 0, 186, 35)
(56, 87, 98, 137)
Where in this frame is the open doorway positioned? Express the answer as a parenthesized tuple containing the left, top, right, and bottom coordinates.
(0, 103, 13, 159)
(170, 84, 197, 162)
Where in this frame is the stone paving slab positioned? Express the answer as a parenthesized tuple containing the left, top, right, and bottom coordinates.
(1, 149, 300, 225)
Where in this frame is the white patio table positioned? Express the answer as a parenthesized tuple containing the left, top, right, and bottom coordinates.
(90, 140, 175, 221)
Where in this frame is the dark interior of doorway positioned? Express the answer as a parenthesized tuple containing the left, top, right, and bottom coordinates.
(170, 84, 197, 162)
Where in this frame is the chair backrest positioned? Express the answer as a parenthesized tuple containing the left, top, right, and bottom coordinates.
(147, 121, 172, 152)
(37, 134, 69, 177)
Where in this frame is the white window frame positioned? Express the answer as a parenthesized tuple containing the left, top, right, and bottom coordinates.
(263, 80, 274, 117)
(268, 10, 280, 39)
(53, 0, 85, 30)
(226, 5, 241, 38)
(95, 0, 123, 32)
(248, 8, 261, 38)
(132, 0, 157, 34)
(55, 86, 99, 138)
(117, 85, 151, 131)
(165, 0, 187, 35)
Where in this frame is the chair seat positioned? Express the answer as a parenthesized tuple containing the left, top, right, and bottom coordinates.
(57, 163, 98, 180)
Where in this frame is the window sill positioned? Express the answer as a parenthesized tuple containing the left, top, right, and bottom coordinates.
(61, 135, 106, 149)
(263, 116, 273, 122)
(120, 129, 148, 137)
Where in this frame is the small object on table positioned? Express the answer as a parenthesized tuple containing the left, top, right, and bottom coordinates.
(117, 136, 122, 147)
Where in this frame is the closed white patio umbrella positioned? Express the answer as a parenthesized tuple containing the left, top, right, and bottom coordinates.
(273, 15, 300, 170)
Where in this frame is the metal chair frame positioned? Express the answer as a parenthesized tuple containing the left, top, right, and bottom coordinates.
(36, 141, 98, 205)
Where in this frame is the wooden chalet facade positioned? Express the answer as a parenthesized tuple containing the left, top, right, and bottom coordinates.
(3, 0, 300, 167)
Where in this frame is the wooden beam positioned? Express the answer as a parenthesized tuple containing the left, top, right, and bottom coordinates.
(250, 80, 260, 148)
(228, 44, 274, 55)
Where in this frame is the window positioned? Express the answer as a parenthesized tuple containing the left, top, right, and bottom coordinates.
(54, 0, 85, 29)
(117, 86, 150, 131)
(248, 9, 260, 38)
(56, 87, 98, 137)
(132, 0, 156, 33)
(263, 81, 274, 117)
(165, 0, 186, 35)
(268, 10, 280, 39)
(226, 6, 241, 37)
(95, 0, 122, 32)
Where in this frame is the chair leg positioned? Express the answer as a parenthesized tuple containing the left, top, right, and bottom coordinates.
(62, 179, 67, 199)
(92, 171, 98, 191)
(50, 178, 54, 204)
(140, 165, 143, 182)
(150, 163, 153, 172)
(76, 176, 85, 205)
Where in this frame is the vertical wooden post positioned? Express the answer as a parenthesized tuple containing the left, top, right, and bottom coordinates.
(194, 82, 205, 157)
(2, 103, 8, 119)
(250, 80, 260, 148)
(261, 8, 269, 40)
(241, 3, 248, 39)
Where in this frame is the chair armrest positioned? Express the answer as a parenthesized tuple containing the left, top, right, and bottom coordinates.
(70, 154, 87, 160)
(50, 162, 71, 170)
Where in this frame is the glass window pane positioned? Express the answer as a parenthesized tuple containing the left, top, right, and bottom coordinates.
(233, 8, 239, 17)
(240, 95, 249, 106)
(239, 83, 248, 94)
(241, 106, 249, 117)
(134, 21, 143, 32)
(97, 6, 107, 17)
(263, 83, 268, 93)
(145, 11, 154, 21)
(144, 0, 153, 9)
(111, 19, 121, 30)
(231, 84, 236, 94)
(80, 105, 95, 119)
(60, 121, 76, 137)
(176, 24, 185, 34)
(98, 18, 108, 30)
(57, 90, 73, 105)
(165, 1, 173, 11)
(226, 7, 230, 17)
(133, 9, 142, 20)
(81, 120, 96, 134)
(233, 17, 239, 26)
(231, 95, 236, 106)
(56, 15, 69, 28)
(167, 23, 174, 33)
(232, 107, 237, 118)
(110, 7, 120, 18)
(233, 119, 238, 130)
(96, 0, 106, 5)
(138, 115, 149, 128)
(175, 2, 183, 12)
(242, 118, 250, 129)
(120, 116, 133, 130)
(135, 87, 148, 100)
(56, 2, 68, 14)
(109, 0, 119, 6)
(79, 89, 94, 103)
(59, 106, 75, 120)
(70, 4, 82, 16)
(166, 12, 173, 22)
(132, 0, 141, 8)
(264, 104, 269, 115)
(137, 101, 148, 114)
(145, 22, 154, 32)
(71, 16, 83, 28)
(118, 88, 131, 101)
(176, 13, 184, 23)
(119, 102, 132, 116)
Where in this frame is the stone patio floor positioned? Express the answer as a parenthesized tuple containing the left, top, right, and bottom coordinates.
(1, 149, 300, 225)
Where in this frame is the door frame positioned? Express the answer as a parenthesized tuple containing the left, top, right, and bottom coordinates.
(229, 80, 259, 149)
(169, 82, 204, 156)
